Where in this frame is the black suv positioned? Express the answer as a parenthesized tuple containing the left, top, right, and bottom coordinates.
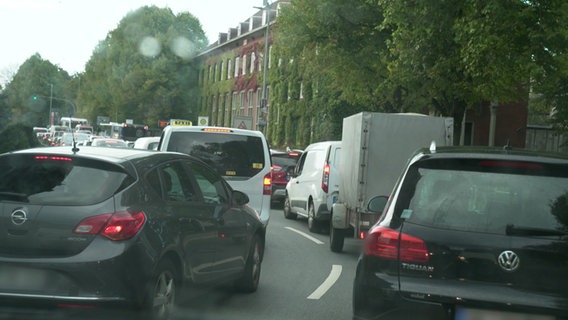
(0, 146, 265, 319)
(353, 146, 568, 320)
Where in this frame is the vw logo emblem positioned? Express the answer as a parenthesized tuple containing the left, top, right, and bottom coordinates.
(10, 209, 28, 226)
(498, 250, 520, 272)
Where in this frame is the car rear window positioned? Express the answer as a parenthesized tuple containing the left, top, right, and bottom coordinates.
(396, 158, 568, 234)
(0, 154, 134, 205)
(166, 131, 265, 178)
(272, 154, 300, 169)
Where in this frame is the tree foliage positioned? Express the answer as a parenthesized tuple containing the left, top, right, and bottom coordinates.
(3, 54, 71, 127)
(273, 0, 568, 144)
(77, 6, 208, 127)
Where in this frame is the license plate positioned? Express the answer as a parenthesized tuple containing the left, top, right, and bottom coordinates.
(455, 307, 554, 320)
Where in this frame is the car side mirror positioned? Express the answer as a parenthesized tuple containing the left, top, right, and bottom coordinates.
(367, 196, 388, 213)
(232, 190, 250, 206)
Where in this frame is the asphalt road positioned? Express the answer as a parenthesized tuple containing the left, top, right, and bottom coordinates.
(0, 206, 363, 320)
(170, 205, 363, 320)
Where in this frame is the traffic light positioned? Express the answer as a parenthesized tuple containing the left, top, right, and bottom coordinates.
(33, 95, 38, 100)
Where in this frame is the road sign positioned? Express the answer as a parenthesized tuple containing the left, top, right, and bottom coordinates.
(232, 115, 252, 130)
(198, 116, 209, 126)
(170, 119, 192, 126)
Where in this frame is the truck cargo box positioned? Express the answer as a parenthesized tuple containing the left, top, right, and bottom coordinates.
(339, 112, 454, 210)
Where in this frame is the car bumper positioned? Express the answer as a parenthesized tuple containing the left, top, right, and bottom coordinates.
(0, 237, 153, 308)
(271, 184, 286, 202)
(353, 256, 568, 320)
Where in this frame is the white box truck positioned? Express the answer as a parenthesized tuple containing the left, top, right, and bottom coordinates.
(330, 112, 454, 252)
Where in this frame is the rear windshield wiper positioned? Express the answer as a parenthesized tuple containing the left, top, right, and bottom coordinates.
(0, 192, 29, 202)
(506, 224, 568, 237)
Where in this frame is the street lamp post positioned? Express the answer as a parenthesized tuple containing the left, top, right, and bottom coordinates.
(49, 83, 53, 126)
(259, 0, 271, 134)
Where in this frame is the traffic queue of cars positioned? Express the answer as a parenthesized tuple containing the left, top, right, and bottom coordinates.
(280, 136, 568, 319)
(8, 124, 568, 319)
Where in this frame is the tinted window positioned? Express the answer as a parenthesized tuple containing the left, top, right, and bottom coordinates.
(189, 161, 229, 205)
(0, 154, 133, 205)
(272, 154, 300, 170)
(167, 131, 265, 178)
(397, 158, 568, 234)
(148, 161, 197, 202)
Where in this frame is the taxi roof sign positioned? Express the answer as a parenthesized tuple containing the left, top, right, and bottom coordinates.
(170, 119, 192, 126)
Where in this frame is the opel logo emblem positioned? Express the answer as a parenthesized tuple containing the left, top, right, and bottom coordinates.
(10, 209, 28, 226)
(498, 250, 520, 272)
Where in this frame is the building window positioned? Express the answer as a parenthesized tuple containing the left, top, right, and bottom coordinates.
(242, 54, 247, 76)
(213, 64, 217, 83)
(225, 93, 230, 127)
(256, 88, 262, 125)
(219, 61, 224, 81)
(248, 90, 253, 116)
(250, 52, 256, 74)
(232, 92, 238, 121)
(211, 95, 216, 124)
(208, 65, 212, 83)
(235, 57, 240, 77)
(269, 45, 273, 69)
(227, 59, 232, 80)
(240, 91, 245, 115)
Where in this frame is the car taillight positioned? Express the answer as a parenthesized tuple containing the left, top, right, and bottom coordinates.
(263, 172, 272, 195)
(321, 162, 330, 193)
(74, 211, 146, 241)
(363, 226, 429, 263)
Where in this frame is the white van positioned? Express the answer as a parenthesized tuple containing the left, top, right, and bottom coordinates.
(158, 126, 272, 227)
(284, 141, 341, 233)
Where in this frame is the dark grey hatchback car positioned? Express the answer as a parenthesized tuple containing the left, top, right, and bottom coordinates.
(353, 146, 568, 320)
(0, 146, 265, 319)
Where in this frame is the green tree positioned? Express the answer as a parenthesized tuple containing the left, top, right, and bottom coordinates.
(0, 123, 39, 153)
(3, 54, 71, 127)
(78, 6, 207, 128)
(274, 0, 568, 142)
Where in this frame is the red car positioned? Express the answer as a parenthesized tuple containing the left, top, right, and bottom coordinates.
(270, 149, 302, 206)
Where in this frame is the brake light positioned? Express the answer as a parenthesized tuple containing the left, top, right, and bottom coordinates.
(35, 155, 73, 162)
(321, 162, 330, 193)
(364, 226, 429, 263)
(263, 172, 272, 195)
(74, 211, 146, 241)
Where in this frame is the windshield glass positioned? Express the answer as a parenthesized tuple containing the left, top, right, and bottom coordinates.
(167, 131, 265, 178)
(0, 154, 132, 205)
(398, 159, 568, 234)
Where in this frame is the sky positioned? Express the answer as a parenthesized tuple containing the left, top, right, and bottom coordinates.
(0, 0, 263, 82)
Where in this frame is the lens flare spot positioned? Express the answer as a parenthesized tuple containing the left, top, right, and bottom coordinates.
(171, 36, 195, 60)
(139, 36, 161, 57)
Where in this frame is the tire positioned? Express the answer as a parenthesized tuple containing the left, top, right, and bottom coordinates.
(235, 234, 263, 293)
(283, 194, 297, 220)
(330, 223, 345, 253)
(143, 260, 178, 320)
(307, 202, 320, 233)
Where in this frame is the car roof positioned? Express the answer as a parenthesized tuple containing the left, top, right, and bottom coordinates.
(8, 146, 191, 164)
(163, 125, 265, 137)
(304, 140, 341, 151)
(415, 145, 568, 164)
